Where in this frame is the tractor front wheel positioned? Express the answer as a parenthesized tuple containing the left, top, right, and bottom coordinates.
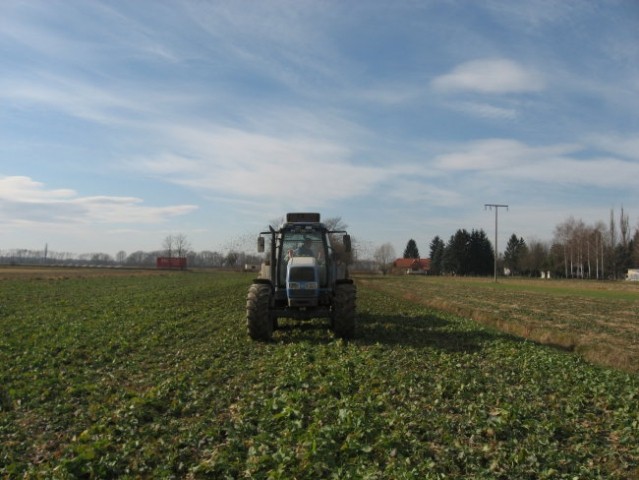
(246, 282, 273, 341)
(332, 281, 356, 339)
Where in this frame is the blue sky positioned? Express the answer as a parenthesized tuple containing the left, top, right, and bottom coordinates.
(1, 1, 638, 259)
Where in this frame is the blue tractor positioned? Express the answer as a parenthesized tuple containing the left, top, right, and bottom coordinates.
(246, 213, 356, 341)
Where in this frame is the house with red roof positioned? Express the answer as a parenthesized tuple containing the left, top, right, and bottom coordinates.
(392, 258, 431, 275)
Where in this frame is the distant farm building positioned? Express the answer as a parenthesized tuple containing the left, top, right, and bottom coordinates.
(626, 269, 639, 281)
(156, 257, 187, 270)
(392, 258, 431, 275)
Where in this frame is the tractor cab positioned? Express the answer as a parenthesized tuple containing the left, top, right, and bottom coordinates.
(278, 229, 328, 288)
(268, 214, 334, 309)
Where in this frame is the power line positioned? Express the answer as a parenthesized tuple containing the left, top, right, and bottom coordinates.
(485, 204, 508, 282)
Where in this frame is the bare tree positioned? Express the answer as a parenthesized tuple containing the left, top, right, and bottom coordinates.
(373, 243, 396, 275)
(116, 251, 127, 264)
(174, 233, 191, 258)
(323, 216, 348, 232)
(198, 250, 224, 268)
(609, 209, 618, 278)
(554, 217, 575, 277)
(572, 219, 587, 278)
(322, 217, 355, 265)
(592, 221, 607, 279)
(225, 250, 239, 268)
(521, 238, 549, 276)
(620, 206, 630, 249)
(554, 217, 599, 278)
(606, 207, 634, 279)
(162, 234, 174, 258)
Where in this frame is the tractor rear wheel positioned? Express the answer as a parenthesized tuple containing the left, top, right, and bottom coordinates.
(332, 282, 356, 339)
(246, 283, 273, 341)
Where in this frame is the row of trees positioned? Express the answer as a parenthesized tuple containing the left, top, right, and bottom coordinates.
(393, 207, 638, 279)
(551, 209, 637, 279)
(500, 209, 638, 279)
(429, 229, 495, 276)
(0, 246, 261, 269)
(371, 230, 496, 277)
(3, 211, 638, 278)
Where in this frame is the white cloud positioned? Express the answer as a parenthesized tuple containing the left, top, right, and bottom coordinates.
(508, 156, 639, 188)
(388, 179, 464, 206)
(0, 176, 197, 225)
(432, 58, 545, 94)
(448, 101, 517, 119)
(0, 74, 166, 126)
(433, 138, 639, 189)
(434, 139, 540, 170)
(587, 133, 639, 162)
(130, 126, 388, 206)
(0, 176, 75, 201)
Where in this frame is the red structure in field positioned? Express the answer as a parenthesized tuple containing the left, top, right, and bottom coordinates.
(156, 257, 187, 270)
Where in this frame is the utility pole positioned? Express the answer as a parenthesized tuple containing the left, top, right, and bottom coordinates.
(485, 204, 508, 282)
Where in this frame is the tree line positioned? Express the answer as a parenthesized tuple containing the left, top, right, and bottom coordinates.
(0, 248, 261, 269)
(547, 208, 636, 279)
(0, 233, 261, 270)
(496, 209, 637, 279)
(428, 229, 494, 276)
(4, 210, 638, 278)
(393, 207, 638, 279)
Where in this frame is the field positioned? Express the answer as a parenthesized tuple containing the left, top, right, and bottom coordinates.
(1, 268, 638, 478)
(358, 275, 639, 373)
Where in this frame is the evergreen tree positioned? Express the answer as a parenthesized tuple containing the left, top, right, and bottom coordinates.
(469, 229, 494, 275)
(442, 229, 493, 276)
(429, 236, 445, 275)
(443, 229, 470, 275)
(504, 234, 528, 275)
(403, 239, 420, 259)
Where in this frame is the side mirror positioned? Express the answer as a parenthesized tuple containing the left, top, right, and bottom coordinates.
(343, 234, 351, 253)
(257, 236, 265, 253)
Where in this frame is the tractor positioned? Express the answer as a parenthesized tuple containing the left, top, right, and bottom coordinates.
(246, 212, 356, 341)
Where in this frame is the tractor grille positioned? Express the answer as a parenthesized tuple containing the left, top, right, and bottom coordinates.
(288, 289, 318, 307)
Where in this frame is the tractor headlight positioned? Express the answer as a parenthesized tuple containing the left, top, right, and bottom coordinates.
(305, 282, 318, 289)
(288, 282, 300, 289)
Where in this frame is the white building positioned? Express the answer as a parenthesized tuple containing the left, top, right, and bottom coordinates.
(626, 269, 639, 281)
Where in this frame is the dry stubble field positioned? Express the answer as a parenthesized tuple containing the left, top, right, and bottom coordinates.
(358, 275, 639, 373)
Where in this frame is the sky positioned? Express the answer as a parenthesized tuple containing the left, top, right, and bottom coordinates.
(1, 0, 638, 259)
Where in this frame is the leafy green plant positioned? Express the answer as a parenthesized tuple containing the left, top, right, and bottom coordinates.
(1, 271, 638, 478)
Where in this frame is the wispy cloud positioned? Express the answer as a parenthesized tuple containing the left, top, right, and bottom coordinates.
(483, 0, 588, 30)
(0, 176, 197, 225)
(387, 179, 465, 207)
(128, 125, 387, 206)
(447, 101, 517, 119)
(587, 133, 639, 162)
(432, 58, 545, 94)
(1, 75, 143, 125)
(433, 138, 639, 189)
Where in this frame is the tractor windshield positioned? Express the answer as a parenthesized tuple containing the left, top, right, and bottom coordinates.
(278, 230, 328, 286)
(283, 233, 322, 258)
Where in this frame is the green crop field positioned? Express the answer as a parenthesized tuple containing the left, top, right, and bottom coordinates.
(1, 269, 638, 478)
